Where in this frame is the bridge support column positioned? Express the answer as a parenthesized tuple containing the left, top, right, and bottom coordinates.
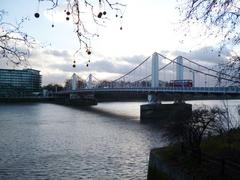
(148, 52, 159, 103)
(152, 52, 159, 88)
(176, 56, 183, 81)
(87, 74, 93, 89)
(71, 73, 78, 91)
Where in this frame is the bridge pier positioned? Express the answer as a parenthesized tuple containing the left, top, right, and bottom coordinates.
(140, 53, 192, 124)
(54, 92, 97, 106)
(140, 102, 192, 124)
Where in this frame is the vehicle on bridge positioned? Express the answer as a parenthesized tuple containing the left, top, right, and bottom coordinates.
(168, 80, 193, 87)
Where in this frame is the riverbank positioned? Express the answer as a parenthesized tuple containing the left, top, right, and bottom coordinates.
(148, 128, 240, 180)
(0, 96, 97, 106)
(0, 97, 54, 103)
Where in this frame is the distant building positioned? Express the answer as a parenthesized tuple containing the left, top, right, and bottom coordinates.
(0, 68, 41, 97)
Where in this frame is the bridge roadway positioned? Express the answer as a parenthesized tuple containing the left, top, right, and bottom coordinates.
(57, 86, 240, 95)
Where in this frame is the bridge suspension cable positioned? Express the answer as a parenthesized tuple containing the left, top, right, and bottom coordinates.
(182, 56, 240, 81)
(111, 56, 151, 82)
(132, 57, 178, 83)
(156, 52, 240, 84)
(91, 75, 100, 82)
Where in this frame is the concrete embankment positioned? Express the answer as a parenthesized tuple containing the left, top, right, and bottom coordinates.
(148, 148, 194, 180)
(0, 97, 54, 103)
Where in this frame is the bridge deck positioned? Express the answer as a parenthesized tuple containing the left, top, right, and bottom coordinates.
(56, 87, 240, 95)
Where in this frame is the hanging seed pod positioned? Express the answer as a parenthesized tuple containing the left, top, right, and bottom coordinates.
(34, 13, 40, 18)
(66, 11, 71, 16)
(120, 26, 123, 30)
(86, 64, 89, 67)
(97, 12, 103, 18)
(72, 64, 76, 68)
(103, 11, 107, 15)
(66, 17, 70, 21)
(51, 24, 54, 28)
(115, 14, 118, 18)
(86, 49, 91, 55)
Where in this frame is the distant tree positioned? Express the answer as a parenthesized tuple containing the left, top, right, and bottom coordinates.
(42, 83, 63, 92)
(162, 105, 229, 153)
(0, 10, 35, 65)
(97, 80, 112, 88)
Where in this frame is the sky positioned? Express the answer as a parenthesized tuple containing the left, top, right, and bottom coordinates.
(0, 0, 231, 85)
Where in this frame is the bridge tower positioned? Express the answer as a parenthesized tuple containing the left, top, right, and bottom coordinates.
(87, 74, 93, 89)
(175, 56, 185, 103)
(141, 53, 192, 124)
(71, 73, 78, 91)
(148, 52, 159, 103)
(151, 52, 159, 88)
(176, 56, 183, 80)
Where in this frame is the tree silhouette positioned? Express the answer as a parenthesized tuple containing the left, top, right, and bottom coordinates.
(0, 1, 126, 66)
(179, 0, 240, 52)
(0, 10, 35, 65)
(179, 0, 240, 84)
(162, 105, 229, 155)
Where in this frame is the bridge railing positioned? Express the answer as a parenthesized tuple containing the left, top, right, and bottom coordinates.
(56, 86, 240, 95)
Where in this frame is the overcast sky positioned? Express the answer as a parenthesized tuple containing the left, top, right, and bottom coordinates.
(0, 0, 231, 85)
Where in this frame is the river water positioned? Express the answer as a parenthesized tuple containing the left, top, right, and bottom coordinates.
(0, 100, 239, 179)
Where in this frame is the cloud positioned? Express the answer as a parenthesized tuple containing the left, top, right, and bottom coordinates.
(168, 46, 230, 66)
(118, 55, 148, 65)
(43, 49, 71, 58)
(1, 45, 232, 86)
(26, 47, 149, 85)
(49, 58, 136, 75)
(30, 49, 72, 63)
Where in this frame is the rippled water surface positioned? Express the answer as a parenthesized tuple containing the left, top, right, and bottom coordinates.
(0, 102, 165, 179)
(0, 100, 239, 179)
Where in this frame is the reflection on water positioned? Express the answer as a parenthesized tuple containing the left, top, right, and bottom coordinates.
(0, 100, 239, 179)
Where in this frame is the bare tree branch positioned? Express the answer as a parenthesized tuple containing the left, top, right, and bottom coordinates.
(0, 10, 35, 65)
(179, 0, 240, 52)
(37, 0, 126, 63)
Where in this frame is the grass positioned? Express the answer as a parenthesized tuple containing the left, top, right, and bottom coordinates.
(154, 128, 240, 179)
(201, 128, 240, 163)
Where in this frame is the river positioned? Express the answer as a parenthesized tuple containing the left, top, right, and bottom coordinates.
(0, 100, 239, 179)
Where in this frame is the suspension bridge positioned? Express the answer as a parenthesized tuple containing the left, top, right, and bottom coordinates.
(53, 52, 240, 123)
(56, 52, 240, 103)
